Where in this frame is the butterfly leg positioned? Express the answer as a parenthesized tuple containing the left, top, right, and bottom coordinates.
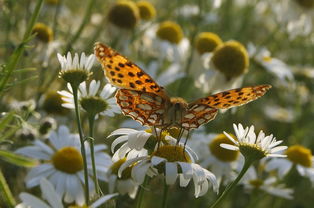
(183, 130, 191, 159)
(175, 127, 185, 147)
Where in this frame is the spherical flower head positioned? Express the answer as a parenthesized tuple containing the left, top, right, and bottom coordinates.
(52, 146, 83, 174)
(57, 52, 94, 87)
(209, 133, 239, 162)
(156, 21, 184, 44)
(222, 123, 287, 162)
(294, 0, 314, 9)
(32, 22, 53, 43)
(108, 0, 140, 29)
(136, 0, 156, 20)
(42, 91, 69, 115)
(285, 145, 312, 167)
(211, 40, 249, 79)
(80, 96, 108, 116)
(152, 145, 192, 163)
(195, 32, 223, 55)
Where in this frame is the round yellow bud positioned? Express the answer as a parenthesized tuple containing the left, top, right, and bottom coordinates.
(195, 32, 223, 54)
(136, 0, 156, 20)
(32, 22, 53, 43)
(156, 21, 184, 44)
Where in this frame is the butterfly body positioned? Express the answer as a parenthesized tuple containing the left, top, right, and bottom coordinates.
(94, 42, 271, 130)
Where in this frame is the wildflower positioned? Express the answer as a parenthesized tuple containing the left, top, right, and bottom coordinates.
(38, 117, 56, 135)
(42, 91, 69, 115)
(57, 52, 94, 87)
(58, 80, 120, 117)
(107, 0, 139, 29)
(248, 43, 293, 82)
(222, 123, 287, 161)
(211, 41, 249, 79)
(143, 21, 189, 62)
(32, 22, 53, 43)
(264, 105, 295, 123)
(195, 32, 223, 55)
(16, 178, 118, 208)
(241, 167, 293, 199)
(136, 0, 156, 20)
(118, 145, 218, 198)
(265, 145, 314, 184)
(15, 126, 112, 205)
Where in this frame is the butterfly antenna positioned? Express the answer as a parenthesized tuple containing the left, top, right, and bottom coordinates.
(175, 127, 184, 147)
(183, 131, 191, 158)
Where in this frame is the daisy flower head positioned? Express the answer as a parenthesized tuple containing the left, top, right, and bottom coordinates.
(58, 80, 120, 118)
(118, 144, 218, 198)
(15, 125, 112, 205)
(241, 166, 293, 200)
(143, 21, 190, 63)
(265, 145, 314, 184)
(17, 178, 118, 208)
(221, 123, 287, 162)
(57, 52, 95, 87)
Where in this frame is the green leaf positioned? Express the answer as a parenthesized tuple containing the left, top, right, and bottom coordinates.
(0, 150, 37, 167)
(0, 170, 16, 207)
(0, 112, 15, 132)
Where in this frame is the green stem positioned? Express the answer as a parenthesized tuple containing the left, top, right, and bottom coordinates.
(72, 85, 90, 205)
(0, 169, 16, 207)
(209, 158, 253, 208)
(161, 182, 169, 208)
(64, 0, 96, 52)
(87, 115, 101, 196)
(136, 176, 149, 208)
(0, 0, 44, 95)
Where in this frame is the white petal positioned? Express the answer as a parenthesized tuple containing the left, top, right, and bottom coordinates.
(19, 193, 50, 208)
(165, 162, 178, 185)
(90, 193, 118, 208)
(220, 143, 239, 151)
(40, 178, 63, 208)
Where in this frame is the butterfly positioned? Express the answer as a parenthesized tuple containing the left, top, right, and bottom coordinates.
(94, 42, 271, 130)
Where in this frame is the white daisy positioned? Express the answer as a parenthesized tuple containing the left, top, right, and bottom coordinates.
(15, 125, 112, 205)
(221, 123, 287, 160)
(16, 178, 118, 208)
(143, 23, 190, 63)
(248, 43, 294, 83)
(58, 80, 120, 117)
(118, 145, 218, 198)
(57, 52, 95, 73)
(265, 144, 314, 185)
(241, 166, 293, 199)
(264, 104, 295, 123)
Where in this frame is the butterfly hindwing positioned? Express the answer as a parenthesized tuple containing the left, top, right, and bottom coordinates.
(115, 89, 167, 127)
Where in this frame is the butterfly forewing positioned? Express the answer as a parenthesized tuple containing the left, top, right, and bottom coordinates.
(189, 85, 272, 110)
(94, 42, 168, 99)
(116, 89, 167, 127)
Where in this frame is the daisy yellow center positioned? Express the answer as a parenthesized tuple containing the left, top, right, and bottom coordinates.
(285, 145, 312, 167)
(52, 147, 83, 174)
(32, 22, 53, 43)
(152, 145, 191, 163)
(211, 40, 249, 79)
(68, 205, 89, 208)
(209, 133, 239, 162)
(195, 32, 223, 55)
(108, 0, 139, 29)
(110, 158, 132, 179)
(262, 56, 272, 62)
(156, 21, 184, 44)
(136, 0, 156, 20)
(249, 179, 263, 188)
(80, 96, 108, 116)
(43, 91, 69, 115)
(294, 0, 314, 9)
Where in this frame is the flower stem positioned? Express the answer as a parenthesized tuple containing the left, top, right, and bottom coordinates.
(72, 85, 90, 205)
(136, 176, 149, 208)
(64, 0, 95, 52)
(209, 159, 253, 208)
(161, 182, 170, 208)
(0, 169, 16, 207)
(87, 115, 102, 196)
(0, 0, 44, 95)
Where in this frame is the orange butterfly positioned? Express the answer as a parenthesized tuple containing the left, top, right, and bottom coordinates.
(94, 42, 271, 130)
